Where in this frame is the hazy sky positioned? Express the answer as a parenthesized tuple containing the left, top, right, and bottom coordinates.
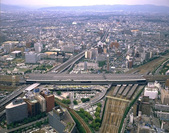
(2, 0, 169, 7)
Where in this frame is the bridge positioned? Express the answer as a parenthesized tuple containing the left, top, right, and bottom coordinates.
(25, 74, 146, 85)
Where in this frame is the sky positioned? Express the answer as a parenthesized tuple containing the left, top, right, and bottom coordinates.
(1, 0, 169, 7)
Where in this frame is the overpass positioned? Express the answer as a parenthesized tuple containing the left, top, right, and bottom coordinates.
(25, 74, 146, 85)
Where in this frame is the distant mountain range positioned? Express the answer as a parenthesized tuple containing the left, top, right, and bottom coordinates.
(40, 5, 169, 13)
(1, 4, 169, 13)
(1, 4, 26, 11)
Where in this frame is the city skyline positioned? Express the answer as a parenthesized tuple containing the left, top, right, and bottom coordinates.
(1, 0, 169, 7)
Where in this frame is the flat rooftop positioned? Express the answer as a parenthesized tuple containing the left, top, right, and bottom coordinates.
(6, 99, 26, 109)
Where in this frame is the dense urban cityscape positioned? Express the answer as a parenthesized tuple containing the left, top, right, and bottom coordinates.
(0, 2, 169, 133)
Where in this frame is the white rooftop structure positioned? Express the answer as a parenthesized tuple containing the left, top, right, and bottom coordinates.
(144, 83, 158, 99)
(25, 83, 40, 91)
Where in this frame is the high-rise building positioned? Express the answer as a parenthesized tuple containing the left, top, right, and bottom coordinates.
(85, 50, 92, 59)
(45, 94, 54, 112)
(35, 94, 46, 112)
(25, 52, 40, 64)
(5, 98, 28, 124)
(26, 99, 40, 116)
(41, 90, 54, 112)
(34, 42, 43, 53)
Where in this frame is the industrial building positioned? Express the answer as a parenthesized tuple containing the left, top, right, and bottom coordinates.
(5, 98, 28, 124)
(48, 106, 76, 133)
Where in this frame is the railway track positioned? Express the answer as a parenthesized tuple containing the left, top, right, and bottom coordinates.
(55, 99, 91, 133)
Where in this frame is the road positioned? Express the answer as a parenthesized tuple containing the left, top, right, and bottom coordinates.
(74, 87, 108, 110)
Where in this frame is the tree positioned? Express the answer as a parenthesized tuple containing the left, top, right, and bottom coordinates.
(98, 61, 106, 67)
(95, 117, 101, 123)
(62, 99, 71, 104)
(57, 91, 61, 95)
(87, 114, 93, 121)
(80, 108, 85, 113)
(84, 117, 89, 123)
(73, 100, 78, 105)
(96, 107, 101, 113)
(95, 126, 99, 131)
(81, 98, 90, 103)
(94, 112, 100, 117)
(97, 103, 102, 107)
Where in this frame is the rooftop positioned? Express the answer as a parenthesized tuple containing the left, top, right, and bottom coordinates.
(6, 98, 26, 109)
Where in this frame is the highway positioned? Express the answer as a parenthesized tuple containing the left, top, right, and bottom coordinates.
(48, 27, 110, 74)
(49, 50, 86, 74)
(25, 73, 146, 85)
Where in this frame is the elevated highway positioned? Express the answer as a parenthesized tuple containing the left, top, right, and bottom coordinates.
(144, 75, 169, 82)
(25, 74, 146, 85)
(49, 50, 85, 74)
(48, 27, 110, 74)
